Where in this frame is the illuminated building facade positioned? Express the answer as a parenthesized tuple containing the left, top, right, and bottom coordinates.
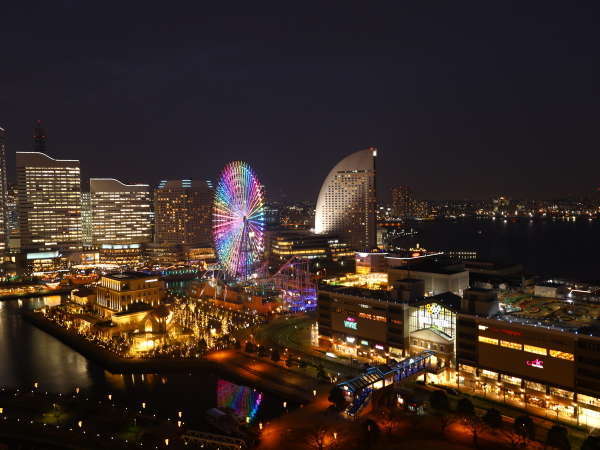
(81, 193, 92, 246)
(99, 243, 144, 267)
(391, 185, 412, 219)
(0, 126, 9, 252)
(95, 272, 164, 318)
(315, 148, 377, 251)
(456, 291, 600, 428)
(387, 254, 469, 296)
(16, 151, 82, 251)
(317, 280, 459, 367)
(154, 179, 213, 246)
(268, 230, 353, 262)
(90, 178, 153, 245)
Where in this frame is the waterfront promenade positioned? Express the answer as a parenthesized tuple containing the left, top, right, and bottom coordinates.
(22, 310, 323, 403)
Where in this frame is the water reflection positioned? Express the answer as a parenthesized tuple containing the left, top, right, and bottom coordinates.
(0, 296, 279, 426)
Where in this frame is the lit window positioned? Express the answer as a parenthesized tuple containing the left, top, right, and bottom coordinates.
(549, 350, 574, 361)
(481, 369, 497, 379)
(523, 345, 547, 356)
(501, 374, 521, 385)
(478, 325, 488, 331)
(500, 340, 522, 350)
(478, 336, 498, 345)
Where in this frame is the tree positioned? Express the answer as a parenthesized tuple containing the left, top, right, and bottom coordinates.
(361, 419, 380, 449)
(317, 365, 329, 382)
(430, 390, 453, 434)
(514, 415, 535, 445)
(581, 436, 600, 450)
(430, 390, 450, 412)
(456, 397, 475, 416)
(306, 425, 330, 450)
(328, 386, 347, 411)
(546, 425, 570, 450)
(463, 414, 486, 448)
(483, 408, 503, 429)
(271, 348, 281, 362)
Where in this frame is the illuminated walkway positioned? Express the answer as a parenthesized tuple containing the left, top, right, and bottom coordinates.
(337, 351, 435, 417)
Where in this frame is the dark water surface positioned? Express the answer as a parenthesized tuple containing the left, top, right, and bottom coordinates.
(0, 296, 282, 426)
(403, 219, 600, 281)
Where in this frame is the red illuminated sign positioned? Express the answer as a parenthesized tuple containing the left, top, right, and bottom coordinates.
(490, 328, 522, 337)
(526, 359, 544, 369)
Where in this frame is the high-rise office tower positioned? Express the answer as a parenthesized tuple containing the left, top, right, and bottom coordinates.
(154, 179, 213, 246)
(16, 151, 82, 251)
(392, 185, 413, 219)
(0, 127, 8, 252)
(314, 148, 377, 250)
(33, 120, 47, 153)
(81, 193, 93, 246)
(90, 178, 153, 245)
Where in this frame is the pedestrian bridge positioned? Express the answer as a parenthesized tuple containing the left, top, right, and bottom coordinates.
(337, 350, 435, 417)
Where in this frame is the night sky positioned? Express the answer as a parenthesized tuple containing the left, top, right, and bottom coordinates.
(1, 2, 599, 202)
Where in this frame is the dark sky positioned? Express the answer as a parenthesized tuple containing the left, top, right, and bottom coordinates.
(1, 2, 599, 202)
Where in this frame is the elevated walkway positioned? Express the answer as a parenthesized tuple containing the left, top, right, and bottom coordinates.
(337, 350, 435, 417)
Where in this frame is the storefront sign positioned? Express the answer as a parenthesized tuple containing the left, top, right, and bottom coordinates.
(490, 328, 522, 336)
(526, 358, 544, 369)
(344, 317, 358, 330)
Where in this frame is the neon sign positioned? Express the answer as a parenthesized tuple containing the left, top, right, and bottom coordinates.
(344, 317, 358, 330)
(526, 359, 544, 369)
(490, 328, 522, 336)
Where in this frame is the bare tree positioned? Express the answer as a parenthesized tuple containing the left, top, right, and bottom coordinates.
(306, 425, 330, 450)
(463, 414, 486, 448)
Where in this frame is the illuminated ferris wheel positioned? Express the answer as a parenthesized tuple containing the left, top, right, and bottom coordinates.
(213, 161, 265, 280)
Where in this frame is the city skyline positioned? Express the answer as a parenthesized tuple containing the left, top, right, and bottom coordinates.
(2, 3, 600, 202)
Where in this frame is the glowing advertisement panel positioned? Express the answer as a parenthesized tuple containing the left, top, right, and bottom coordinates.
(216, 379, 263, 422)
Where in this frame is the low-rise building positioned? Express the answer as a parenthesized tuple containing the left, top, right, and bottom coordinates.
(457, 292, 600, 428)
(95, 272, 164, 318)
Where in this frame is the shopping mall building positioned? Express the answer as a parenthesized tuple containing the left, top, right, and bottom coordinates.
(317, 252, 600, 427)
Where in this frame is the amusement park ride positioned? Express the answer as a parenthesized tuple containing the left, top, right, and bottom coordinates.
(208, 161, 316, 313)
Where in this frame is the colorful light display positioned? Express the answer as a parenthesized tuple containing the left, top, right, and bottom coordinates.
(213, 161, 265, 280)
(217, 379, 263, 422)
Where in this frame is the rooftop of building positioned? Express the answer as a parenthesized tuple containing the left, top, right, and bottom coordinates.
(103, 271, 157, 281)
(464, 260, 523, 270)
(491, 294, 600, 336)
(389, 261, 467, 275)
(114, 302, 154, 316)
(409, 292, 462, 313)
(71, 287, 95, 297)
(318, 282, 398, 303)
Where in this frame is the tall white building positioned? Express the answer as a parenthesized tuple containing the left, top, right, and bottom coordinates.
(16, 152, 82, 251)
(90, 178, 153, 245)
(314, 148, 377, 250)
